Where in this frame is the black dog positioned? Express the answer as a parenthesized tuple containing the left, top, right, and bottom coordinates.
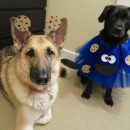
(80, 5, 130, 107)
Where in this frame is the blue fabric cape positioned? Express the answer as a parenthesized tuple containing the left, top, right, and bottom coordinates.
(74, 36, 130, 88)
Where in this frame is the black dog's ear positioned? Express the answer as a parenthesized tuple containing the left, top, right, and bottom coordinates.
(98, 5, 114, 23)
(128, 7, 130, 13)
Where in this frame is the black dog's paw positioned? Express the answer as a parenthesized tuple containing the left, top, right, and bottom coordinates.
(81, 92, 90, 99)
(80, 77, 88, 85)
(104, 97, 114, 107)
(77, 71, 88, 85)
(77, 70, 82, 77)
(60, 68, 67, 78)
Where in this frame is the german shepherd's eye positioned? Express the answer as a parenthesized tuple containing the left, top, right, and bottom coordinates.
(47, 47, 54, 56)
(26, 48, 35, 57)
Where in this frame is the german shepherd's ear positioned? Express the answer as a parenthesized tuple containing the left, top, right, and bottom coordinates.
(10, 17, 31, 50)
(48, 18, 67, 48)
(98, 5, 114, 23)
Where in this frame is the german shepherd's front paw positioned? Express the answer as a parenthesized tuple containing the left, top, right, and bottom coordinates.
(81, 92, 90, 99)
(104, 96, 114, 107)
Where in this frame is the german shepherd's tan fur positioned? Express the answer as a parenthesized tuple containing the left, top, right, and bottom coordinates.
(0, 17, 67, 130)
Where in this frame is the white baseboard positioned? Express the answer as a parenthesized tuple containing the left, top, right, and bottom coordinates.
(60, 48, 78, 61)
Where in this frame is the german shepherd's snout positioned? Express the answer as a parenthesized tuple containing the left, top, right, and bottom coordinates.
(30, 68, 51, 85)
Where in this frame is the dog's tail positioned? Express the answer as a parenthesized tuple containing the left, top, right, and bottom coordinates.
(61, 59, 76, 69)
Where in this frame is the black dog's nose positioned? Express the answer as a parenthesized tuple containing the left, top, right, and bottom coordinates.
(115, 27, 122, 33)
(30, 68, 50, 85)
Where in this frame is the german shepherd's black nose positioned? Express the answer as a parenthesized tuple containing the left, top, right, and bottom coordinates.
(36, 73, 49, 85)
(30, 68, 50, 85)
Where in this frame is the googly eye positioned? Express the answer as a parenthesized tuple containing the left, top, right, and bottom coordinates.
(109, 56, 116, 64)
(101, 54, 108, 62)
(101, 54, 116, 64)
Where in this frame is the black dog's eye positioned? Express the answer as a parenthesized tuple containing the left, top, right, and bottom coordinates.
(124, 17, 129, 21)
(111, 15, 116, 20)
(47, 47, 54, 56)
(26, 48, 35, 57)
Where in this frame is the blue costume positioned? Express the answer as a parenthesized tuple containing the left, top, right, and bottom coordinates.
(74, 36, 130, 88)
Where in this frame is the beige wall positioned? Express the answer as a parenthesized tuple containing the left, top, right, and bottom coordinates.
(46, 0, 117, 51)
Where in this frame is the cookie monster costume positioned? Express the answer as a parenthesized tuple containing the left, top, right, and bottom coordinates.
(74, 36, 130, 88)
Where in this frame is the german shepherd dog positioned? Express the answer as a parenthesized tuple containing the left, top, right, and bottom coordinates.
(0, 17, 67, 130)
(80, 5, 130, 107)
